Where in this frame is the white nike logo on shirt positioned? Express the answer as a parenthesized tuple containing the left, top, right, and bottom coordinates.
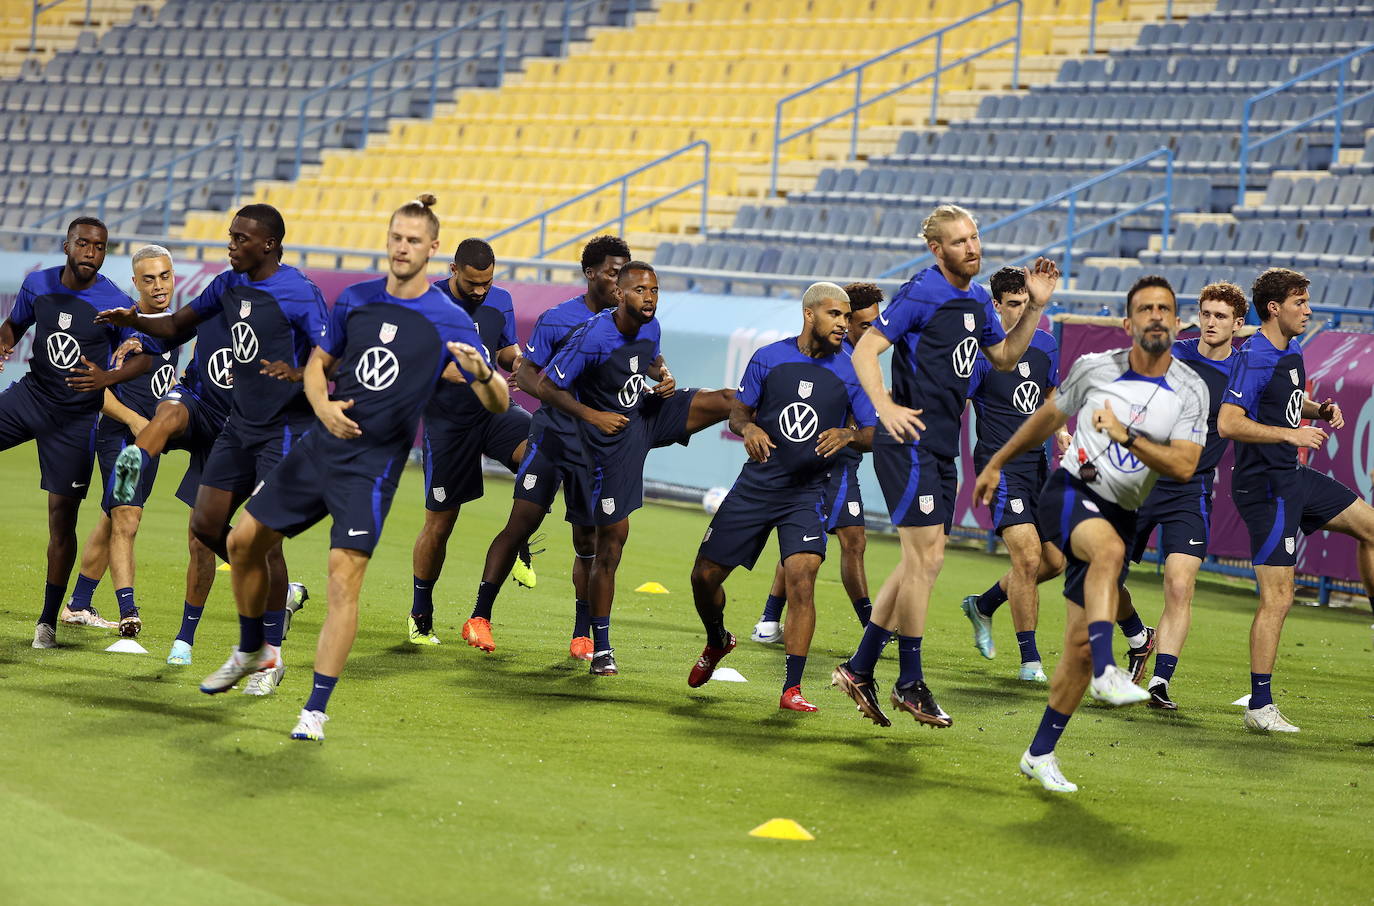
(1188, 539, 1204, 546)
(802, 534, 820, 541)
(71, 482, 86, 489)
(347, 529, 369, 536)
(1229, 389, 1242, 397)
(553, 365, 567, 379)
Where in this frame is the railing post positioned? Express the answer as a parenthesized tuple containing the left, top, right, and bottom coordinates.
(930, 33, 943, 125)
(1161, 149, 1173, 251)
(850, 69, 862, 161)
(1332, 61, 1346, 167)
(163, 161, 174, 236)
(1013, 0, 1023, 88)
(1064, 194, 1076, 284)
(619, 177, 628, 237)
(700, 142, 710, 238)
(770, 99, 784, 196)
(561, 0, 571, 57)
(538, 217, 547, 258)
(1088, 0, 1099, 54)
(498, 13, 507, 86)
(294, 97, 306, 179)
(430, 28, 440, 115)
(362, 72, 373, 144)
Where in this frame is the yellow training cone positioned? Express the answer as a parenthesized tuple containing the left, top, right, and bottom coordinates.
(748, 819, 814, 841)
(635, 581, 669, 594)
(216, 563, 231, 572)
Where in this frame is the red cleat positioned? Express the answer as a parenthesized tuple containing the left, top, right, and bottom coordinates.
(569, 636, 594, 661)
(462, 617, 495, 652)
(687, 633, 736, 688)
(780, 686, 817, 712)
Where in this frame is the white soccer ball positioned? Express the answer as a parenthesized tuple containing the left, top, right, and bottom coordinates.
(701, 486, 729, 515)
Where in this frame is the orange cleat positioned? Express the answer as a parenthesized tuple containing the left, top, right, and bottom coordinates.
(569, 635, 594, 660)
(461, 617, 495, 652)
(780, 686, 818, 712)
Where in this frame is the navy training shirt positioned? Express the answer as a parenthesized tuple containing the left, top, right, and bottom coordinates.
(8, 265, 153, 415)
(736, 337, 877, 491)
(321, 278, 488, 459)
(525, 293, 604, 448)
(545, 308, 661, 457)
(175, 310, 235, 426)
(1155, 337, 1234, 489)
(873, 265, 1006, 459)
(1224, 330, 1306, 487)
(425, 278, 518, 425)
(967, 327, 1059, 470)
(188, 265, 327, 441)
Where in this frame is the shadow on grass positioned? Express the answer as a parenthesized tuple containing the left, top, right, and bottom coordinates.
(1003, 795, 1181, 865)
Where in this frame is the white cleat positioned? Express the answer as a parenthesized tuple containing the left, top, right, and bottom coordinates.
(59, 604, 118, 629)
(290, 709, 329, 742)
(167, 639, 193, 666)
(1020, 750, 1078, 793)
(751, 620, 783, 644)
(1244, 703, 1300, 733)
(1089, 664, 1151, 706)
(243, 663, 287, 696)
(1018, 661, 1048, 682)
(200, 645, 280, 695)
(32, 622, 57, 649)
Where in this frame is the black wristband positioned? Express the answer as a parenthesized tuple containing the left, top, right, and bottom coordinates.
(475, 367, 494, 385)
(1121, 429, 1138, 449)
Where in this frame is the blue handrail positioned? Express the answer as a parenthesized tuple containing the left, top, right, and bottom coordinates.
(292, 8, 509, 179)
(1236, 44, 1374, 204)
(770, 0, 1024, 196)
(878, 148, 1175, 285)
(27, 134, 244, 238)
(29, 0, 90, 54)
(487, 141, 710, 271)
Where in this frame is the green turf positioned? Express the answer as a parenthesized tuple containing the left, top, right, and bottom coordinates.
(1, 444, 1371, 905)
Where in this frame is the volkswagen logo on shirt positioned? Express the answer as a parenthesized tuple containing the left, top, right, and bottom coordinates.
(151, 364, 177, 398)
(952, 336, 979, 378)
(1285, 388, 1304, 428)
(208, 347, 235, 389)
(779, 401, 819, 443)
(1012, 380, 1041, 414)
(618, 373, 648, 409)
(1107, 442, 1145, 472)
(230, 321, 259, 363)
(356, 346, 399, 392)
(46, 331, 81, 369)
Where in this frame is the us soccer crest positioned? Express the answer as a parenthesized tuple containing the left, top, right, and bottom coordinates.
(1128, 403, 1146, 425)
(239, 300, 251, 319)
(432, 487, 446, 503)
(629, 355, 639, 372)
(798, 380, 813, 399)
(1284, 536, 1295, 554)
(379, 322, 397, 344)
(963, 312, 976, 332)
(1010, 498, 1024, 514)
(918, 494, 934, 514)
(1018, 361, 1030, 377)
(601, 497, 616, 514)
(848, 501, 861, 516)
(523, 473, 537, 490)
(1289, 369, 1299, 385)
(57, 312, 72, 330)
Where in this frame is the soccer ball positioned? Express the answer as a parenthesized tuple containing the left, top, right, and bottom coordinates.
(701, 487, 729, 515)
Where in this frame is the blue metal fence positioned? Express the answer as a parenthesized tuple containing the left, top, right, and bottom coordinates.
(769, 0, 1024, 196)
(28, 0, 91, 53)
(878, 148, 1175, 284)
(1236, 44, 1374, 203)
(292, 8, 510, 179)
(486, 141, 711, 273)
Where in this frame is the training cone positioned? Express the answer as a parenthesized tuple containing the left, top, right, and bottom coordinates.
(105, 639, 147, 654)
(713, 667, 748, 683)
(749, 818, 814, 841)
(635, 581, 669, 594)
(216, 562, 231, 572)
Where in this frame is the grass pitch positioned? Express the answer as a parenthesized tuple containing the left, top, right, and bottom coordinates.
(1, 444, 1371, 905)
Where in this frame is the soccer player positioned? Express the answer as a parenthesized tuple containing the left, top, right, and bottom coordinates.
(1218, 268, 1374, 733)
(60, 244, 181, 637)
(959, 266, 1068, 682)
(200, 195, 507, 741)
(831, 204, 1059, 728)
(752, 282, 883, 642)
(974, 275, 1207, 793)
(688, 283, 876, 710)
(1117, 282, 1247, 709)
(96, 204, 325, 694)
(462, 235, 630, 657)
(537, 262, 733, 675)
(408, 237, 535, 645)
(0, 217, 160, 649)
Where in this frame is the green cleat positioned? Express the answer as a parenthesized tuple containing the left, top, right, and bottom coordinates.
(111, 445, 144, 505)
(407, 615, 440, 646)
(960, 595, 996, 659)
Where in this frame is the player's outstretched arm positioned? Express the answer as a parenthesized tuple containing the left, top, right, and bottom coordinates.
(983, 258, 1059, 371)
(852, 326, 925, 442)
(1218, 402, 1326, 449)
(66, 350, 153, 393)
(303, 347, 360, 439)
(974, 400, 1068, 505)
(95, 303, 201, 339)
(447, 342, 509, 413)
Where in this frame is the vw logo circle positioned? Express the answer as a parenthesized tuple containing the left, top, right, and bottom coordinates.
(230, 321, 259, 363)
(151, 364, 176, 398)
(1284, 388, 1304, 428)
(1107, 442, 1145, 473)
(46, 331, 81, 369)
(356, 346, 399, 392)
(1012, 380, 1041, 415)
(779, 401, 819, 443)
(952, 336, 979, 378)
(207, 347, 234, 389)
(618, 373, 648, 409)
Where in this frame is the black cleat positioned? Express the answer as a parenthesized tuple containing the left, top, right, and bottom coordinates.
(590, 649, 619, 676)
(831, 662, 891, 727)
(890, 680, 953, 728)
(1147, 681, 1177, 710)
(118, 611, 142, 638)
(1126, 626, 1156, 684)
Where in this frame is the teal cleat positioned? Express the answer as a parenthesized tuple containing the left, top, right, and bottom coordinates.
(167, 639, 193, 666)
(960, 595, 996, 659)
(111, 445, 144, 505)
(1018, 661, 1047, 682)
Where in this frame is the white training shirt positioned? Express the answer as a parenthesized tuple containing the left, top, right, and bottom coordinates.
(1053, 348, 1209, 510)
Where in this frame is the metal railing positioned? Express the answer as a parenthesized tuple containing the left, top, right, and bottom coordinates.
(1236, 44, 1374, 203)
(293, 8, 510, 179)
(29, 0, 92, 53)
(486, 141, 711, 272)
(769, 0, 1024, 195)
(878, 148, 1175, 285)
(26, 135, 245, 238)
